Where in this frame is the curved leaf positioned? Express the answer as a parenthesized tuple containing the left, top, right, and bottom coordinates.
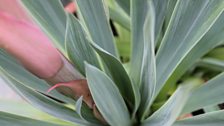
(65, 14, 100, 75)
(75, 0, 118, 57)
(174, 110, 224, 126)
(90, 43, 140, 117)
(0, 111, 61, 126)
(85, 63, 131, 126)
(143, 79, 201, 126)
(155, 0, 224, 99)
(138, 0, 156, 120)
(1, 74, 90, 126)
(182, 72, 224, 114)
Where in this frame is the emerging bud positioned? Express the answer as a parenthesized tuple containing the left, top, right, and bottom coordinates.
(65, 2, 77, 13)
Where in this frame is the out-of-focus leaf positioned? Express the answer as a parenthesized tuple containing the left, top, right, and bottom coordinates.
(130, 0, 149, 87)
(90, 43, 140, 117)
(109, 7, 130, 30)
(197, 58, 224, 71)
(85, 63, 131, 126)
(155, 0, 224, 99)
(182, 72, 224, 114)
(206, 47, 224, 60)
(65, 14, 100, 75)
(0, 111, 61, 126)
(138, 0, 156, 120)
(75, 0, 118, 57)
(173, 110, 224, 126)
(20, 0, 67, 53)
(143, 79, 201, 126)
(114, 0, 130, 15)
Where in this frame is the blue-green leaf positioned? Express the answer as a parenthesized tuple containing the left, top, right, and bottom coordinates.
(75, 0, 118, 57)
(65, 14, 100, 75)
(143, 79, 201, 126)
(90, 43, 140, 117)
(174, 110, 224, 126)
(85, 63, 131, 126)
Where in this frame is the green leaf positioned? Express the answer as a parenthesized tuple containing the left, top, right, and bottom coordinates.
(90, 43, 140, 116)
(143, 79, 201, 126)
(114, 0, 130, 15)
(0, 49, 69, 103)
(206, 47, 224, 60)
(20, 0, 67, 53)
(75, 0, 118, 57)
(153, 0, 168, 43)
(182, 72, 224, 114)
(197, 58, 224, 71)
(109, 7, 131, 30)
(173, 110, 224, 126)
(130, 0, 149, 87)
(138, 0, 156, 120)
(65, 14, 100, 75)
(1, 75, 90, 126)
(85, 63, 131, 126)
(0, 111, 61, 126)
(155, 0, 224, 99)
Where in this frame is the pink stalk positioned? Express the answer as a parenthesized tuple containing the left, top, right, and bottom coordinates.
(47, 79, 94, 108)
(0, 1, 103, 121)
(0, 11, 62, 78)
(0, 0, 30, 21)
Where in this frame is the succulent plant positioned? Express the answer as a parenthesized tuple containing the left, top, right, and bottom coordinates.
(1, 0, 224, 126)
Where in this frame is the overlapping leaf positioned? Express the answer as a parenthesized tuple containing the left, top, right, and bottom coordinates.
(65, 14, 100, 75)
(75, 0, 118, 57)
(182, 72, 224, 114)
(0, 111, 61, 126)
(138, 0, 156, 120)
(85, 63, 131, 126)
(174, 110, 224, 126)
(20, 0, 67, 53)
(143, 79, 201, 126)
(90, 43, 140, 116)
(155, 0, 224, 99)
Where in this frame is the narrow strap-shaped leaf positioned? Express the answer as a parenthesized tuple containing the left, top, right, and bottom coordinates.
(85, 63, 131, 126)
(75, 96, 86, 121)
(143, 79, 201, 126)
(153, 0, 168, 44)
(109, 7, 130, 30)
(75, 0, 118, 57)
(155, 0, 224, 99)
(173, 110, 224, 126)
(159, 12, 224, 100)
(182, 72, 224, 114)
(90, 43, 140, 116)
(138, 0, 156, 120)
(130, 0, 149, 87)
(0, 111, 61, 126)
(20, 0, 67, 53)
(197, 58, 224, 71)
(114, 0, 130, 15)
(1, 74, 91, 126)
(0, 49, 69, 103)
(65, 14, 100, 75)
